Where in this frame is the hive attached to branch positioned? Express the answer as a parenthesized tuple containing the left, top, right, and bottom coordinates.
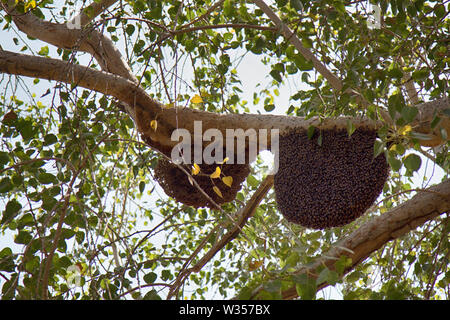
(274, 128, 389, 229)
(154, 158, 250, 209)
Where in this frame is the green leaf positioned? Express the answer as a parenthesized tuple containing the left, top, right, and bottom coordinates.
(14, 230, 32, 245)
(246, 175, 259, 188)
(290, 0, 303, 11)
(387, 66, 403, 79)
(38, 46, 49, 56)
(0, 152, 9, 169)
(1, 199, 22, 225)
(293, 274, 317, 300)
(43, 134, 58, 146)
(143, 289, 162, 300)
(316, 268, 340, 286)
(317, 132, 323, 146)
(411, 68, 429, 81)
(346, 120, 356, 136)
(143, 272, 157, 284)
(388, 93, 405, 119)
(335, 255, 352, 274)
(403, 154, 421, 172)
(0, 247, 15, 272)
(223, 0, 233, 17)
(16, 119, 36, 141)
(307, 125, 315, 139)
(125, 24, 135, 36)
(139, 181, 146, 193)
(373, 139, 385, 158)
(292, 55, 313, 71)
(387, 153, 402, 172)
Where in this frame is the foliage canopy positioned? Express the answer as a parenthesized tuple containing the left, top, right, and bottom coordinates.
(0, 0, 448, 300)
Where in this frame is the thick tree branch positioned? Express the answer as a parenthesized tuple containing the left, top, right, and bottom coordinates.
(264, 179, 450, 300)
(1, 0, 136, 83)
(1, 50, 448, 154)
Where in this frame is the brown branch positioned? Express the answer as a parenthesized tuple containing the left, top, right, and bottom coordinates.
(0, 157, 76, 174)
(41, 171, 79, 299)
(1, 49, 448, 152)
(172, 23, 278, 35)
(191, 174, 274, 272)
(1, 0, 136, 82)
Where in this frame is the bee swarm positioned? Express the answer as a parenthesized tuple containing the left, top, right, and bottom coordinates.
(274, 128, 389, 229)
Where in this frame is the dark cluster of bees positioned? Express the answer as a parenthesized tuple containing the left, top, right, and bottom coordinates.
(154, 157, 250, 209)
(273, 128, 389, 229)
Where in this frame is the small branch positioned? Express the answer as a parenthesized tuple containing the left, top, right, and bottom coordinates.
(191, 175, 274, 273)
(118, 283, 172, 298)
(0, 157, 76, 174)
(171, 23, 278, 35)
(41, 172, 79, 299)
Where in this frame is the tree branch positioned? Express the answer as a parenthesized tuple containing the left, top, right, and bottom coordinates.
(180, 0, 226, 28)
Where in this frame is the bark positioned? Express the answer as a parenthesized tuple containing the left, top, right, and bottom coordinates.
(271, 178, 450, 300)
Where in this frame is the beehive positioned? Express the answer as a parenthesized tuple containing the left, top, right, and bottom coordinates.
(274, 128, 389, 229)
